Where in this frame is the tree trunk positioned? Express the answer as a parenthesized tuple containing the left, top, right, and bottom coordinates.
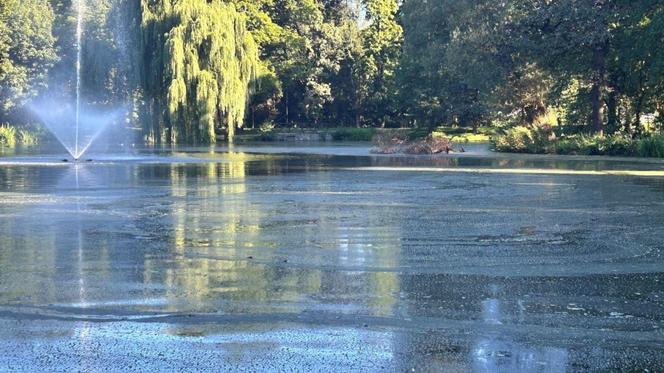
(606, 88, 617, 134)
(227, 112, 234, 143)
(285, 95, 289, 127)
(633, 98, 643, 137)
(632, 65, 647, 137)
(590, 46, 606, 135)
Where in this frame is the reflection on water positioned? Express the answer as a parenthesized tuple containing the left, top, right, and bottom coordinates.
(0, 151, 400, 317)
(473, 285, 568, 372)
(0, 146, 663, 370)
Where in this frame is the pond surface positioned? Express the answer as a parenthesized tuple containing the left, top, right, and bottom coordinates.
(0, 143, 663, 371)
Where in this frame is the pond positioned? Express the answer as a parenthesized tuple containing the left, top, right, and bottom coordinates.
(0, 143, 663, 371)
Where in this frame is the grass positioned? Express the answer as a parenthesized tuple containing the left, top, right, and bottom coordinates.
(431, 126, 493, 143)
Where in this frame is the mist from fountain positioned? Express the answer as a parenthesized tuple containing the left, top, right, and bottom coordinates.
(30, 0, 123, 160)
(75, 0, 84, 158)
(29, 100, 122, 159)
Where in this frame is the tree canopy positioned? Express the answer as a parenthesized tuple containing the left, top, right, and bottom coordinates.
(0, 0, 57, 117)
(0, 0, 662, 143)
(141, 0, 259, 143)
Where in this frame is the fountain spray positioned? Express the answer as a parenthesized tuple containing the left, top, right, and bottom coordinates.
(74, 0, 84, 160)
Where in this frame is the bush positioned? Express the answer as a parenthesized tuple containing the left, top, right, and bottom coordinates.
(0, 124, 41, 147)
(0, 125, 17, 147)
(492, 126, 551, 153)
(551, 134, 638, 156)
(496, 129, 664, 158)
(597, 135, 637, 156)
(17, 129, 39, 145)
(496, 126, 535, 152)
(432, 126, 493, 143)
(637, 135, 664, 158)
(329, 127, 375, 141)
(259, 121, 276, 133)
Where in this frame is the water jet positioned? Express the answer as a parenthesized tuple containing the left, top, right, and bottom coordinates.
(29, 0, 122, 160)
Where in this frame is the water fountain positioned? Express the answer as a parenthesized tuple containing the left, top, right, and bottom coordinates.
(74, 0, 84, 159)
(30, 0, 121, 161)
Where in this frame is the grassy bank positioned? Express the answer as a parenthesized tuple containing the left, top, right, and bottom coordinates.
(235, 125, 491, 144)
(236, 127, 376, 142)
(431, 126, 493, 143)
(0, 124, 41, 147)
(493, 126, 664, 158)
(325, 127, 375, 141)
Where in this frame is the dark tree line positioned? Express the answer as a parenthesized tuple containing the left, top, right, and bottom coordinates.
(399, 0, 664, 136)
(0, 0, 662, 143)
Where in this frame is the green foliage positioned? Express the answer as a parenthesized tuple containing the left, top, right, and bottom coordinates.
(0, 0, 57, 118)
(259, 121, 276, 133)
(551, 135, 637, 156)
(493, 126, 539, 153)
(432, 126, 493, 143)
(248, 63, 282, 127)
(495, 128, 664, 158)
(141, 0, 259, 144)
(397, 0, 512, 130)
(398, 0, 664, 139)
(17, 128, 39, 146)
(1, 0, 663, 148)
(637, 135, 664, 158)
(257, 0, 361, 126)
(358, 0, 402, 126)
(328, 127, 374, 141)
(0, 124, 40, 147)
(0, 125, 17, 147)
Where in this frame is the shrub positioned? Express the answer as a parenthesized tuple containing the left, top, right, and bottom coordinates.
(0, 124, 41, 147)
(492, 126, 542, 153)
(636, 135, 664, 158)
(17, 129, 38, 145)
(495, 127, 646, 157)
(0, 125, 17, 147)
(553, 136, 582, 155)
(597, 135, 637, 156)
(329, 127, 375, 141)
(259, 121, 276, 133)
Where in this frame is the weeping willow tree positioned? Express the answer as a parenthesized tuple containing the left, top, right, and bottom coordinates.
(141, 0, 258, 144)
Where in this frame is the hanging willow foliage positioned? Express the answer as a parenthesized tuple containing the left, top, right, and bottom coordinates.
(141, 0, 258, 144)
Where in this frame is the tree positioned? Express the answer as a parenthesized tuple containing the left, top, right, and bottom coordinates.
(244, 0, 356, 127)
(140, 0, 260, 144)
(0, 0, 58, 120)
(329, 19, 363, 126)
(609, 0, 664, 134)
(513, 0, 623, 134)
(359, 0, 402, 127)
(397, 0, 505, 130)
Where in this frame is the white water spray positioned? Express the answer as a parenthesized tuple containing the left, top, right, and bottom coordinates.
(74, 0, 85, 159)
(29, 0, 121, 160)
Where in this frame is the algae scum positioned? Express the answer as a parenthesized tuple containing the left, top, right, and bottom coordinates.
(0, 144, 663, 371)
